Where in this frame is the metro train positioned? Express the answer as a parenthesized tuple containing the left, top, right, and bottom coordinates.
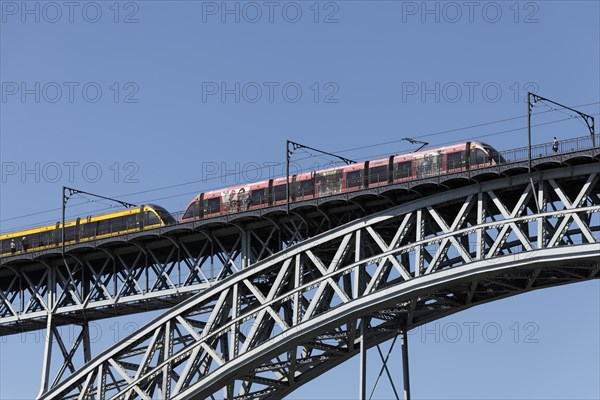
(0, 141, 502, 257)
(180, 141, 502, 222)
(0, 204, 175, 257)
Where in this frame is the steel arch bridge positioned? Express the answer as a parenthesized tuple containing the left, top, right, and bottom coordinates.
(35, 162, 600, 400)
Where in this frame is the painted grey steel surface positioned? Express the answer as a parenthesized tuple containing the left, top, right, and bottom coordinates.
(2, 145, 599, 336)
(37, 162, 600, 399)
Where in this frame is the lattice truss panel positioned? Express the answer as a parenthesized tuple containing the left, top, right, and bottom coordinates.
(40, 169, 600, 399)
(0, 205, 368, 334)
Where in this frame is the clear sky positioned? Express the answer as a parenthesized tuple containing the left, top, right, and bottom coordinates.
(1, 0, 599, 399)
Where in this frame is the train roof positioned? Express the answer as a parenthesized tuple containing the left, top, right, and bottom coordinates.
(181, 140, 500, 211)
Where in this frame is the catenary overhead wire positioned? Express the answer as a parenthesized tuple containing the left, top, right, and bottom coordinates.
(2, 103, 598, 229)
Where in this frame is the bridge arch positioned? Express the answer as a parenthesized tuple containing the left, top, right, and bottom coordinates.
(39, 163, 600, 399)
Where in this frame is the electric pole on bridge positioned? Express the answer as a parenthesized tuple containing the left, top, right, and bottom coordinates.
(527, 92, 595, 173)
(61, 186, 137, 256)
(38, 187, 137, 397)
(285, 140, 355, 213)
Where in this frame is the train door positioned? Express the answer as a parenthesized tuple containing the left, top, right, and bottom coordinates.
(363, 161, 370, 188)
(416, 152, 442, 178)
(465, 142, 471, 170)
(54, 222, 60, 245)
(291, 175, 297, 201)
(388, 156, 394, 184)
(315, 169, 343, 197)
(267, 179, 274, 206)
(198, 194, 205, 218)
(75, 218, 81, 243)
(138, 206, 145, 230)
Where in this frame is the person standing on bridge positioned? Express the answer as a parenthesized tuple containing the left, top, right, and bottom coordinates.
(553, 137, 559, 153)
(21, 236, 28, 252)
(10, 239, 16, 254)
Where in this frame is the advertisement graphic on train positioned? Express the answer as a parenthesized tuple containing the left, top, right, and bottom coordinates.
(221, 186, 250, 213)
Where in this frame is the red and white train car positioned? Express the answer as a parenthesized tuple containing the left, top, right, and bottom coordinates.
(180, 141, 500, 222)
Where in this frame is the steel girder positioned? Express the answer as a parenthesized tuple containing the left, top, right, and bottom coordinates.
(0, 206, 368, 336)
(0, 189, 376, 393)
(38, 163, 600, 400)
(2, 146, 598, 336)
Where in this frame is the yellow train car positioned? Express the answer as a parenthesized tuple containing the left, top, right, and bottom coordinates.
(0, 204, 175, 257)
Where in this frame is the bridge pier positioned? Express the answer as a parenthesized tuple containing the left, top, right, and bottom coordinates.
(359, 320, 412, 400)
(359, 317, 367, 400)
(38, 319, 92, 399)
(37, 262, 92, 399)
(401, 330, 411, 400)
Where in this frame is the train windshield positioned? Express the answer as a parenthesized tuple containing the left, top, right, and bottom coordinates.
(182, 202, 200, 220)
(148, 204, 176, 224)
(481, 144, 505, 163)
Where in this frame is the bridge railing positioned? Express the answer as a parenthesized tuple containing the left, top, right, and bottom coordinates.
(497, 134, 598, 163)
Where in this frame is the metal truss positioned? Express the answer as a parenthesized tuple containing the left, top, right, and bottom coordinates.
(3, 144, 599, 336)
(39, 163, 600, 400)
(0, 191, 370, 392)
(0, 205, 368, 334)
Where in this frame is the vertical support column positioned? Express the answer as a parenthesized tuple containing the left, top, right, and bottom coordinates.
(414, 210, 423, 276)
(293, 254, 301, 326)
(38, 317, 54, 398)
(229, 280, 240, 398)
(230, 283, 239, 357)
(210, 241, 215, 281)
(353, 230, 362, 299)
(241, 230, 250, 269)
(476, 192, 484, 260)
(81, 262, 92, 366)
(160, 321, 173, 399)
(537, 181, 546, 249)
(82, 321, 92, 364)
(290, 254, 302, 387)
(527, 92, 533, 174)
(359, 317, 367, 400)
(401, 330, 411, 400)
(38, 266, 56, 398)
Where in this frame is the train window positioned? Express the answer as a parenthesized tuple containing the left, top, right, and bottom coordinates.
(346, 170, 363, 188)
(473, 149, 488, 164)
(48, 230, 57, 245)
(483, 146, 503, 163)
(272, 184, 287, 202)
(369, 165, 388, 184)
(29, 232, 41, 247)
(37, 232, 47, 246)
(251, 189, 267, 205)
(111, 217, 125, 232)
(82, 221, 97, 239)
(144, 211, 160, 226)
(183, 201, 200, 219)
(97, 220, 110, 235)
(63, 226, 76, 241)
(151, 205, 176, 224)
(446, 151, 466, 169)
(316, 170, 343, 196)
(416, 154, 441, 178)
(205, 198, 221, 214)
(1, 240, 10, 254)
(293, 179, 314, 197)
(394, 161, 412, 179)
(123, 216, 132, 229)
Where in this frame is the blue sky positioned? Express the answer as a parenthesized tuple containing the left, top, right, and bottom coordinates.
(1, 0, 599, 398)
